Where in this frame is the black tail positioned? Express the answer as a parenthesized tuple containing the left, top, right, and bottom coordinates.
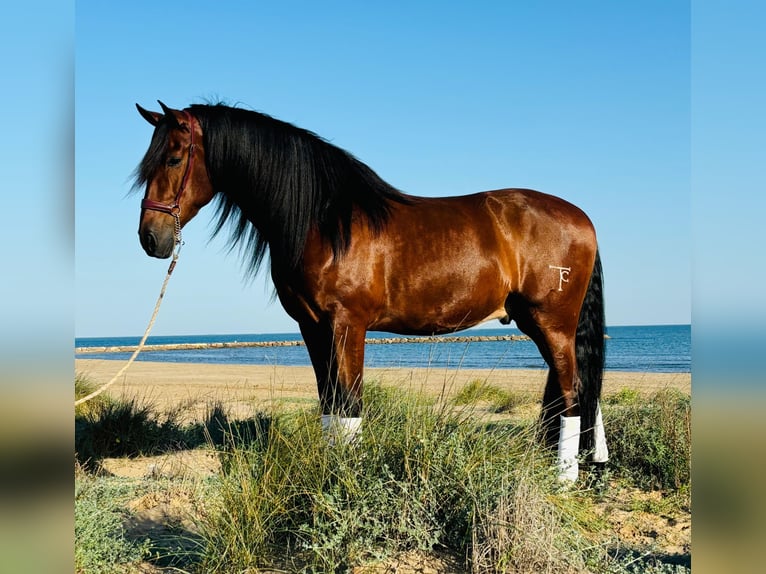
(576, 249, 605, 459)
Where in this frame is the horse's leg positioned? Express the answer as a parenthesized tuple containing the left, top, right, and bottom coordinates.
(510, 307, 562, 447)
(300, 317, 365, 444)
(542, 328, 582, 482)
(324, 316, 366, 443)
(514, 306, 581, 481)
(299, 320, 334, 412)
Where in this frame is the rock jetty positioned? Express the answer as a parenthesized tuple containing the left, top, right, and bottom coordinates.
(75, 334, 531, 355)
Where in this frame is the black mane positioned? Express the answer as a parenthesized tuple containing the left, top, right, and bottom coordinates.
(182, 104, 411, 274)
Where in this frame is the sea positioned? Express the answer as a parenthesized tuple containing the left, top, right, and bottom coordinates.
(75, 324, 690, 373)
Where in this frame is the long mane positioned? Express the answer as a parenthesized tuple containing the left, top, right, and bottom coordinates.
(184, 104, 411, 274)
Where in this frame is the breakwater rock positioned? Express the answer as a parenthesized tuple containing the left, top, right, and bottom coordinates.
(75, 334, 532, 355)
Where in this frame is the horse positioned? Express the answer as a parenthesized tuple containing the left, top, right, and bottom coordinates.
(133, 101, 608, 481)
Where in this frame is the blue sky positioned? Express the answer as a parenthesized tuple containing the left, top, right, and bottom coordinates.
(74, 1, 691, 337)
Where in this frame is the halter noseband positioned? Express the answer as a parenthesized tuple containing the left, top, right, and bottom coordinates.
(141, 110, 196, 219)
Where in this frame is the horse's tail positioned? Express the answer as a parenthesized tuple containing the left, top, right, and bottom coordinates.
(576, 249, 605, 459)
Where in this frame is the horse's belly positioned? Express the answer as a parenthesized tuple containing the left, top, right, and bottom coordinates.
(370, 287, 508, 335)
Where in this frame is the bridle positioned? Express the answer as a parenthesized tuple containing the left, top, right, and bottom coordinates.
(140, 109, 196, 245)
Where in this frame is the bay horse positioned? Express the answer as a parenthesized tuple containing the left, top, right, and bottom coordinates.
(133, 102, 608, 481)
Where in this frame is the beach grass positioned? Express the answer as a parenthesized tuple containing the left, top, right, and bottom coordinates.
(197, 382, 596, 573)
(74, 374, 691, 573)
(452, 378, 539, 413)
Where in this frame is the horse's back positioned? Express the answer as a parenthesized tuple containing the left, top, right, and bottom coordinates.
(394, 188, 597, 263)
(479, 188, 596, 237)
(398, 188, 594, 230)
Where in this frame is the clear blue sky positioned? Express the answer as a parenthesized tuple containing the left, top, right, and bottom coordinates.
(74, 1, 691, 337)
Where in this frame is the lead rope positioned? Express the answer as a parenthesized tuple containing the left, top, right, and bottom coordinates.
(75, 215, 183, 407)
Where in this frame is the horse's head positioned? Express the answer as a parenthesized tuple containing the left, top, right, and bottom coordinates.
(134, 102, 213, 258)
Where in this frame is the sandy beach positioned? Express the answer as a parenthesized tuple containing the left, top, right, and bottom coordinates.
(76, 359, 690, 421)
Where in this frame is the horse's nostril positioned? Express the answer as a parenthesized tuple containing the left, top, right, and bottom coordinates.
(141, 230, 157, 254)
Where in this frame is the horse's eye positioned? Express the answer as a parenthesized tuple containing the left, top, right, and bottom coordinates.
(167, 157, 182, 167)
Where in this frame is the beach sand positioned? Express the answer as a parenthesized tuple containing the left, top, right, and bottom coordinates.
(75, 359, 690, 422)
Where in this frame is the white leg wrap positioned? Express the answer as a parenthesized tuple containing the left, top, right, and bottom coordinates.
(592, 402, 609, 463)
(321, 415, 362, 445)
(557, 415, 581, 482)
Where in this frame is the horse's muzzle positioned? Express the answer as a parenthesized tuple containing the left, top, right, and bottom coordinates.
(139, 228, 174, 259)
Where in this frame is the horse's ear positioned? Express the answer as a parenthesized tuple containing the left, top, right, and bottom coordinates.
(158, 101, 184, 129)
(136, 103, 161, 126)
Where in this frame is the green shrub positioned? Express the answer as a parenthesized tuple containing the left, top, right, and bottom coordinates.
(603, 388, 691, 492)
(453, 379, 536, 413)
(75, 477, 150, 573)
(453, 379, 508, 404)
(604, 388, 641, 406)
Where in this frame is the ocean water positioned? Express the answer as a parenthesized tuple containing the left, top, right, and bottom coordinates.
(76, 324, 690, 373)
